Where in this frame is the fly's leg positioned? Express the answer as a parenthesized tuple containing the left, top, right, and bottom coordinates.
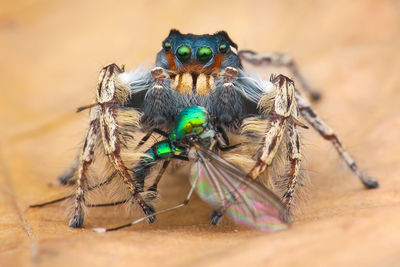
(140, 154, 190, 196)
(134, 128, 170, 194)
(294, 89, 379, 188)
(239, 50, 321, 101)
(136, 128, 169, 148)
(249, 74, 296, 179)
(30, 172, 117, 208)
(87, 199, 129, 208)
(147, 159, 170, 192)
(93, 168, 200, 232)
(218, 144, 241, 151)
(282, 122, 301, 210)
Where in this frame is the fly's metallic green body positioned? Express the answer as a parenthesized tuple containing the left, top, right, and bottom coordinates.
(143, 106, 212, 163)
(173, 106, 211, 140)
(133, 106, 220, 193)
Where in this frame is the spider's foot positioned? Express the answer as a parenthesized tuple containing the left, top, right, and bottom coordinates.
(140, 190, 158, 202)
(210, 210, 223, 225)
(58, 169, 76, 185)
(281, 195, 293, 212)
(360, 174, 379, 189)
(310, 91, 322, 102)
(69, 210, 84, 228)
(143, 203, 156, 224)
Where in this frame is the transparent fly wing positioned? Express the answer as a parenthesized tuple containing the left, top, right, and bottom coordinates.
(189, 148, 290, 232)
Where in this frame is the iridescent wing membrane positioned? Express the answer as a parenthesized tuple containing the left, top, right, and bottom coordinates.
(190, 147, 291, 232)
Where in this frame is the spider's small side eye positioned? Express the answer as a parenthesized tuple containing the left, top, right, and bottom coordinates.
(177, 45, 192, 63)
(219, 43, 228, 53)
(163, 41, 172, 52)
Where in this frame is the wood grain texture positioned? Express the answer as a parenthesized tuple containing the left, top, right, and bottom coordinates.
(1, 0, 399, 266)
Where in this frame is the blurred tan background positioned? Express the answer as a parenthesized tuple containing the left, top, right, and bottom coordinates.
(1, 0, 400, 266)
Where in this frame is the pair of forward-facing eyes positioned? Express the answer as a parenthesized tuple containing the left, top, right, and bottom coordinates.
(163, 41, 229, 63)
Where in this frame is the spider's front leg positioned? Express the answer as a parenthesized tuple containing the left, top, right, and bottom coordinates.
(247, 74, 301, 210)
(248, 74, 296, 179)
(239, 50, 321, 101)
(282, 119, 301, 208)
(69, 64, 155, 228)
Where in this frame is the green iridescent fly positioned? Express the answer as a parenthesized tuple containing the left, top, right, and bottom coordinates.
(91, 106, 290, 232)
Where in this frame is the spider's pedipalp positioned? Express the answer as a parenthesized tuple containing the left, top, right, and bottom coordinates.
(141, 67, 177, 126)
(211, 67, 244, 127)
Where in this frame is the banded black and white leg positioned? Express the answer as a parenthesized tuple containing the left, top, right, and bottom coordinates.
(69, 64, 156, 228)
(282, 121, 301, 209)
(249, 74, 296, 178)
(247, 74, 303, 210)
(239, 50, 321, 101)
(69, 105, 99, 227)
(294, 89, 378, 188)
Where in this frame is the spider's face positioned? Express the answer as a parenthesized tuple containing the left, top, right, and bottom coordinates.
(155, 29, 242, 96)
(156, 29, 242, 75)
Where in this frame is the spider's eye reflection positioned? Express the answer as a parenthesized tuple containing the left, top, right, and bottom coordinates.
(219, 43, 228, 53)
(176, 45, 191, 63)
(163, 41, 171, 52)
(197, 47, 213, 63)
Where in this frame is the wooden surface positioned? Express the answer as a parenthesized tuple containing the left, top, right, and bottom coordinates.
(1, 0, 400, 266)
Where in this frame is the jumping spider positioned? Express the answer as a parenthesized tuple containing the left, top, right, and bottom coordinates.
(49, 29, 378, 229)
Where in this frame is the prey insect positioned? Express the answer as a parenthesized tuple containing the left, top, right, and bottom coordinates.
(32, 29, 378, 229)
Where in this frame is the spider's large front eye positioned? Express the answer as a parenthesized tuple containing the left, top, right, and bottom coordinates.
(197, 47, 213, 63)
(177, 45, 191, 63)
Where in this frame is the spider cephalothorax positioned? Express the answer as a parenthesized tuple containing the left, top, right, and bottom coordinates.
(133, 29, 258, 127)
(33, 30, 378, 230)
(157, 29, 241, 75)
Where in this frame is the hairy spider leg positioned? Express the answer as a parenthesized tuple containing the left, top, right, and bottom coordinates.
(69, 105, 99, 227)
(249, 75, 296, 178)
(30, 172, 118, 208)
(242, 50, 378, 189)
(70, 64, 157, 228)
(294, 90, 379, 188)
(247, 74, 301, 209)
(282, 122, 301, 209)
(239, 50, 321, 101)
